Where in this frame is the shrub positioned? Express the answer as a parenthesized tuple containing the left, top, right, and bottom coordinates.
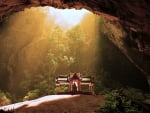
(0, 91, 11, 106)
(23, 89, 40, 101)
(55, 86, 69, 93)
(95, 88, 148, 113)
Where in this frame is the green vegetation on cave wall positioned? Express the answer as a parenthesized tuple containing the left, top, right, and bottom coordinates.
(0, 7, 149, 103)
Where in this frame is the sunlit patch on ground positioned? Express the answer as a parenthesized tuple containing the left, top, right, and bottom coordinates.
(0, 95, 79, 110)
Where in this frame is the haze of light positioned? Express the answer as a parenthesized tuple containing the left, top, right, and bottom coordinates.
(49, 7, 90, 29)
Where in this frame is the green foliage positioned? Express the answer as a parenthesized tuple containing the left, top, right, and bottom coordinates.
(95, 88, 147, 113)
(23, 89, 40, 101)
(55, 86, 69, 93)
(20, 70, 53, 101)
(94, 81, 111, 95)
(0, 90, 11, 105)
(94, 69, 112, 94)
(122, 88, 144, 101)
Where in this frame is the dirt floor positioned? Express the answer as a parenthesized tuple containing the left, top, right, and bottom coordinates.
(16, 95, 104, 113)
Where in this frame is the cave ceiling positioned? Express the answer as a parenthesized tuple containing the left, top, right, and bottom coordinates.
(0, 0, 150, 34)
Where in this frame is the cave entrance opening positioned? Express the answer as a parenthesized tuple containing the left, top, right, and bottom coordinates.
(0, 6, 102, 100)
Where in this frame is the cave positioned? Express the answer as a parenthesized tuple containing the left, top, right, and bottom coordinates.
(0, 0, 150, 95)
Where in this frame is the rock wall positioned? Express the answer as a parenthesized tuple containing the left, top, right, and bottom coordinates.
(0, 0, 150, 34)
